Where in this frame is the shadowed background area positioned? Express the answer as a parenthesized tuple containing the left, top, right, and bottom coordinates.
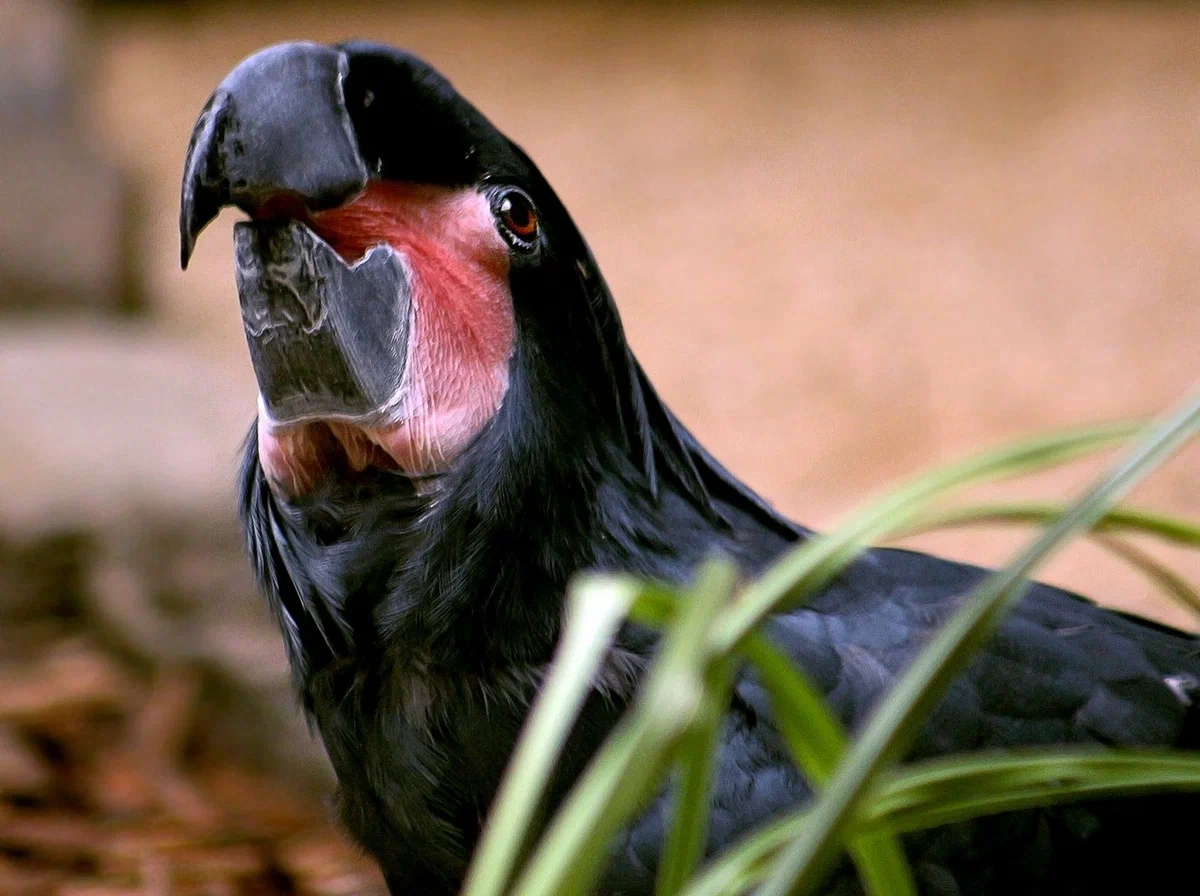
(1, 1, 1197, 893)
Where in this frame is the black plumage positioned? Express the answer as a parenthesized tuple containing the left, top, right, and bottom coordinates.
(186, 41, 1200, 895)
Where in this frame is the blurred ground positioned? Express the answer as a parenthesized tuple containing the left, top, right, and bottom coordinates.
(0, 553, 386, 894)
(2, 0, 1199, 892)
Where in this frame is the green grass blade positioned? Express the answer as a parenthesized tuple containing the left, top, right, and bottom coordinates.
(896, 502, 1200, 621)
(866, 750, 1200, 833)
(511, 559, 738, 896)
(755, 387, 1200, 896)
(1091, 534, 1200, 621)
(899, 502, 1200, 546)
(463, 576, 640, 896)
(655, 658, 736, 896)
(741, 635, 916, 896)
(679, 749, 1200, 896)
(712, 421, 1142, 654)
(624, 582, 683, 628)
(519, 718, 670, 896)
(679, 812, 796, 896)
(740, 635, 847, 780)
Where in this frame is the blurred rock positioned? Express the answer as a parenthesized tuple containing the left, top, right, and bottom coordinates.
(0, 0, 142, 313)
(0, 320, 256, 532)
(0, 321, 331, 784)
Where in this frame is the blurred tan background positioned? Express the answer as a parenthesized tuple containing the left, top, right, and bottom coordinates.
(2, 1, 1198, 893)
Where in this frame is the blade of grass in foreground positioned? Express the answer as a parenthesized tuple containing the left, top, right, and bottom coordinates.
(712, 421, 1143, 654)
(654, 657, 735, 896)
(678, 750, 1200, 896)
(1091, 534, 1200, 621)
(462, 576, 639, 896)
(755, 386, 1200, 896)
(742, 634, 916, 896)
(509, 560, 738, 896)
(895, 502, 1200, 621)
(899, 502, 1200, 547)
(865, 750, 1200, 833)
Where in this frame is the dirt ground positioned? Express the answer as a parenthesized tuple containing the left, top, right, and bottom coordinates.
(85, 0, 1200, 623)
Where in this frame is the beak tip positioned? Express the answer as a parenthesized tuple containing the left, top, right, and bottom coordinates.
(179, 88, 228, 274)
(179, 184, 211, 271)
(178, 41, 366, 276)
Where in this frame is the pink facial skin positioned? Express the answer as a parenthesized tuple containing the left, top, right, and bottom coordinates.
(255, 182, 516, 495)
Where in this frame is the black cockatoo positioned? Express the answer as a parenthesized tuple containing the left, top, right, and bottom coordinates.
(180, 41, 1200, 896)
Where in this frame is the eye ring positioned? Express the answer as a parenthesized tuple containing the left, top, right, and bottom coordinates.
(491, 187, 540, 251)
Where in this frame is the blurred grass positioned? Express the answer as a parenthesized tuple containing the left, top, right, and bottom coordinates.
(467, 388, 1200, 896)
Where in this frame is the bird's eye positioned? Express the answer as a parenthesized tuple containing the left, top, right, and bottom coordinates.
(493, 188, 540, 250)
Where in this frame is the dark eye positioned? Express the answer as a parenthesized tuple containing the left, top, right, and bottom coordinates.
(493, 188, 540, 250)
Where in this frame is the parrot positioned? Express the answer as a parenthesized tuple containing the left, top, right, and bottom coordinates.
(179, 40, 1200, 895)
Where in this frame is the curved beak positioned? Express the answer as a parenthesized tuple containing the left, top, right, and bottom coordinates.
(179, 41, 368, 270)
(180, 41, 410, 426)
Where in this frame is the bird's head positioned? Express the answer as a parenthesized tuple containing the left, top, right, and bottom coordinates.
(181, 40, 634, 496)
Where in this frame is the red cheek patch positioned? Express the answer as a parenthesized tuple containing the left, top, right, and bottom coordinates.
(257, 182, 516, 488)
